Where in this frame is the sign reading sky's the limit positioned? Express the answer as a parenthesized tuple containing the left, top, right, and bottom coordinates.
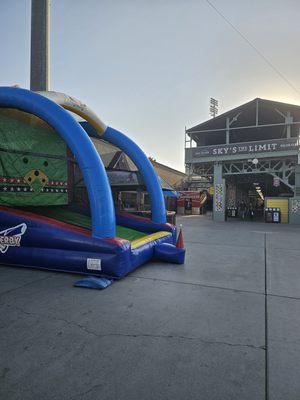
(191, 138, 300, 159)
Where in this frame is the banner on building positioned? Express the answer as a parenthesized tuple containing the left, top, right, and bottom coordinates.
(214, 183, 224, 212)
(190, 138, 300, 159)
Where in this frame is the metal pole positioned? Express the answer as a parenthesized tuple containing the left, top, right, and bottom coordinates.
(30, 0, 50, 91)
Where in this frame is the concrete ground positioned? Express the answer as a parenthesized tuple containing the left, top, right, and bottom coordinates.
(1, 215, 300, 400)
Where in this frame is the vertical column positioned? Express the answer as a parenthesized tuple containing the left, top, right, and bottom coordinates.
(294, 164, 300, 197)
(285, 111, 293, 139)
(30, 0, 50, 91)
(289, 164, 300, 224)
(255, 98, 259, 126)
(226, 117, 230, 144)
(213, 162, 226, 222)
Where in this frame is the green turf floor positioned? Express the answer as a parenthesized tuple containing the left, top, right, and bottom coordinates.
(22, 207, 147, 242)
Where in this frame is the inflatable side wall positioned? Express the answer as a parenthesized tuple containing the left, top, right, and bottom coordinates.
(0, 207, 176, 278)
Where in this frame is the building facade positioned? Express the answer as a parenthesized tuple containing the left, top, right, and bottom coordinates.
(185, 98, 300, 223)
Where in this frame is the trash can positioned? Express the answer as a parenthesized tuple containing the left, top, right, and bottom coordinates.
(265, 208, 281, 223)
(227, 207, 238, 218)
(272, 208, 281, 223)
(264, 208, 273, 223)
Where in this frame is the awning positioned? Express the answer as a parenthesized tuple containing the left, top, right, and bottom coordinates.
(163, 189, 179, 198)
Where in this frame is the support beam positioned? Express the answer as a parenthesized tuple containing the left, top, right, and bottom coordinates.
(225, 113, 242, 144)
(286, 111, 293, 139)
(255, 98, 259, 126)
(30, 0, 50, 91)
(226, 118, 230, 144)
(295, 164, 300, 196)
(290, 162, 300, 224)
(187, 121, 300, 134)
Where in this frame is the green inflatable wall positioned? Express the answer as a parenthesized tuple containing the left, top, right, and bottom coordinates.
(0, 109, 68, 206)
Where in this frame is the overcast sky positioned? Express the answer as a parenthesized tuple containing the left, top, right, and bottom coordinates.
(1, 0, 300, 171)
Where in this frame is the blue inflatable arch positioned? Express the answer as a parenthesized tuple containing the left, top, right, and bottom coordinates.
(37, 91, 167, 224)
(102, 127, 166, 224)
(0, 87, 116, 238)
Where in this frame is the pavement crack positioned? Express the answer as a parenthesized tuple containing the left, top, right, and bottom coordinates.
(268, 293, 300, 301)
(9, 303, 264, 351)
(78, 332, 265, 351)
(129, 275, 264, 296)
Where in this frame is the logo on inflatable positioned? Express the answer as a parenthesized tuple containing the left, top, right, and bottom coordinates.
(0, 223, 27, 254)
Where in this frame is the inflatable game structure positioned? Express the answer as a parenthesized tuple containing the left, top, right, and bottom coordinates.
(0, 87, 185, 284)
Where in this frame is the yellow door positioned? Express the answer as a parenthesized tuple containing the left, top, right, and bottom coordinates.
(266, 198, 289, 223)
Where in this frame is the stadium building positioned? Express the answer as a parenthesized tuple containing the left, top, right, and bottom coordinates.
(185, 98, 300, 223)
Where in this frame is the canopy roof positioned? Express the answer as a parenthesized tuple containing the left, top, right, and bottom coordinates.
(187, 98, 300, 146)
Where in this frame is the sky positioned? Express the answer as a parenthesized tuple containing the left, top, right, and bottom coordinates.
(1, 0, 300, 171)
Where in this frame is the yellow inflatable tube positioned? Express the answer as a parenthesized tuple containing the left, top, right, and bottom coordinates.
(37, 91, 107, 135)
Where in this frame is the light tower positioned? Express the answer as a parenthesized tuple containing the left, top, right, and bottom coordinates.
(30, 0, 50, 91)
(209, 98, 218, 118)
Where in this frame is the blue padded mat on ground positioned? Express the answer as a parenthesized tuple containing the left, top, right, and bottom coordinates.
(74, 276, 113, 290)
